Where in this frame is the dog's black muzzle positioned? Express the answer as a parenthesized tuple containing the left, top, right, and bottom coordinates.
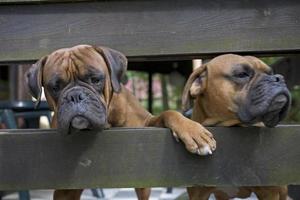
(57, 84, 107, 135)
(238, 74, 291, 127)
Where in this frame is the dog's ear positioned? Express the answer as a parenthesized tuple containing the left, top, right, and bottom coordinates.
(25, 56, 48, 108)
(94, 46, 127, 93)
(182, 64, 207, 112)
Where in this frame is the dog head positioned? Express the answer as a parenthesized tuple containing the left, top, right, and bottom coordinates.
(182, 54, 291, 127)
(26, 45, 127, 134)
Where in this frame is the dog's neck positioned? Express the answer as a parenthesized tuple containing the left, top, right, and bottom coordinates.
(192, 96, 242, 127)
(107, 85, 152, 127)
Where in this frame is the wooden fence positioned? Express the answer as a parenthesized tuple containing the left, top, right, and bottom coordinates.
(0, 0, 300, 195)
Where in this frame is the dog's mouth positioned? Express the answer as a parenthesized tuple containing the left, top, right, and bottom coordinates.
(261, 94, 290, 127)
(71, 116, 92, 130)
(68, 115, 108, 134)
(57, 86, 108, 135)
(60, 109, 107, 135)
(238, 92, 290, 127)
(237, 73, 291, 127)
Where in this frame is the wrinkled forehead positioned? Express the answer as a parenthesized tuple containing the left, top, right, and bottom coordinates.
(207, 54, 272, 74)
(43, 45, 108, 82)
(243, 56, 272, 73)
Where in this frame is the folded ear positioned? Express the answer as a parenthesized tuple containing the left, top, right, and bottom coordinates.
(182, 64, 207, 112)
(94, 46, 127, 93)
(25, 56, 48, 108)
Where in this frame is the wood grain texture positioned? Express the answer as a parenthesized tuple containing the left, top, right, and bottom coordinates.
(0, 0, 87, 3)
(0, 126, 299, 190)
(0, 0, 299, 63)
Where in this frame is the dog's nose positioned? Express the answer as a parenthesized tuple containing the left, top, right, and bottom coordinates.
(273, 74, 285, 83)
(67, 91, 87, 103)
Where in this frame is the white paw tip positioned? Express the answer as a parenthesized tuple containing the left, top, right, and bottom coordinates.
(172, 131, 179, 142)
(197, 145, 212, 156)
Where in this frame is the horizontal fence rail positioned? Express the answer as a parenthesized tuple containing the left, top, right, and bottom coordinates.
(0, 126, 299, 190)
(0, 0, 86, 3)
(0, 0, 300, 63)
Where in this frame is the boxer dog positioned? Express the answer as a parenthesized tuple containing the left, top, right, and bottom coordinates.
(182, 54, 290, 200)
(25, 45, 216, 200)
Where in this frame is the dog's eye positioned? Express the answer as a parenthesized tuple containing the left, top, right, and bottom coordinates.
(52, 85, 60, 93)
(90, 77, 101, 84)
(235, 72, 249, 78)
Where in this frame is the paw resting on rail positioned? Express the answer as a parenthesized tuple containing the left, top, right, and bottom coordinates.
(172, 120, 216, 156)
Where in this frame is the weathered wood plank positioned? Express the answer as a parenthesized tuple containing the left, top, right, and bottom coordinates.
(0, 126, 299, 190)
(0, 0, 87, 3)
(0, 0, 299, 63)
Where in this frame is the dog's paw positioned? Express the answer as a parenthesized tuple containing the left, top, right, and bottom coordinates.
(172, 121, 216, 156)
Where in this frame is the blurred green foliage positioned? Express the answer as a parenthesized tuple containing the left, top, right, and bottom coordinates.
(260, 57, 282, 65)
(284, 85, 300, 123)
(126, 71, 182, 115)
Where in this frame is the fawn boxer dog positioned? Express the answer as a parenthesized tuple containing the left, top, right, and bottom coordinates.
(182, 54, 290, 200)
(25, 44, 216, 200)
